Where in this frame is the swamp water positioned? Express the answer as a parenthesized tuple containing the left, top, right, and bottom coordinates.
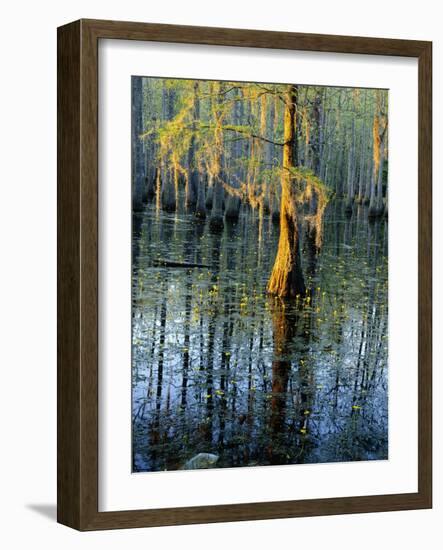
(132, 201, 388, 472)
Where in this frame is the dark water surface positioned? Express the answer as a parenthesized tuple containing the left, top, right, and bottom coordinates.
(132, 201, 388, 472)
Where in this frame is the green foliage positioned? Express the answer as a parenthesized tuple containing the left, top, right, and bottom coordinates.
(138, 76, 388, 225)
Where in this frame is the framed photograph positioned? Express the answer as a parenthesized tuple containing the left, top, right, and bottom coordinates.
(57, 19, 432, 530)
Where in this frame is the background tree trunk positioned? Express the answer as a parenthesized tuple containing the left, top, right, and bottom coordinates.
(209, 82, 225, 232)
(161, 83, 176, 212)
(186, 81, 199, 210)
(132, 76, 145, 212)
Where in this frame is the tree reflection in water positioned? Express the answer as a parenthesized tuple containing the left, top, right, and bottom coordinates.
(132, 201, 388, 472)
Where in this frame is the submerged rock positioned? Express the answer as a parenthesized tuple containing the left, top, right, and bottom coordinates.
(181, 453, 219, 470)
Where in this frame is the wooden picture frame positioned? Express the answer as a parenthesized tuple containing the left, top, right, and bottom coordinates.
(57, 18, 432, 530)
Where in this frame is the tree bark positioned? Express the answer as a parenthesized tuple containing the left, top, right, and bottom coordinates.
(186, 81, 199, 210)
(209, 82, 225, 232)
(268, 85, 306, 298)
(369, 95, 385, 219)
(132, 76, 145, 212)
(225, 88, 242, 222)
(161, 84, 176, 212)
(345, 97, 357, 214)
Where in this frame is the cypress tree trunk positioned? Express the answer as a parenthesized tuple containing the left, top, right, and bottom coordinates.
(225, 88, 242, 222)
(225, 195, 240, 221)
(305, 92, 323, 253)
(369, 91, 387, 218)
(209, 82, 225, 232)
(363, 141, 372, 205)
(143, 79, 156, 202)
(161, 166, 176, 212)
(356, 134, 366, 203)
(369, 107, 381, 218)
(209, 173, 224, 231)
(145, 168, 156, 201)
(205, 178, 213, 210)
(161, 84, 176, 212)
(383, 186, 389, 218)
(268, 85, 306, 298)
(195, 174, 207, 219)
(368, 166, 377, 217)
(132, 76, 145, 212)
(185, 81, 199, 210)
(271, 184, 281, 225)
(345, 100, 356, 214)
(375, 140, 385, 215)
(263, 92, 275, 214)
(311, 91, 321, 176)
(321, 105, 332, 184)
(270, 95, 282, 223)
(356, 92, 368, 204)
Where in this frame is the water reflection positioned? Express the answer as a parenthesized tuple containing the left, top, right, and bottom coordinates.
(132, 201, 388, 472)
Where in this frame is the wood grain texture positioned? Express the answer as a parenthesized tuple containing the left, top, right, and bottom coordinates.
(57, 20, 81, 528)
(417, 42, 432, 507)
(57, 19, 432, 531)
(84, 18, 428, 57)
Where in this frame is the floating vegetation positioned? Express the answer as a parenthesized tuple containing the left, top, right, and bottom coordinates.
(132, 202, 388, 472)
